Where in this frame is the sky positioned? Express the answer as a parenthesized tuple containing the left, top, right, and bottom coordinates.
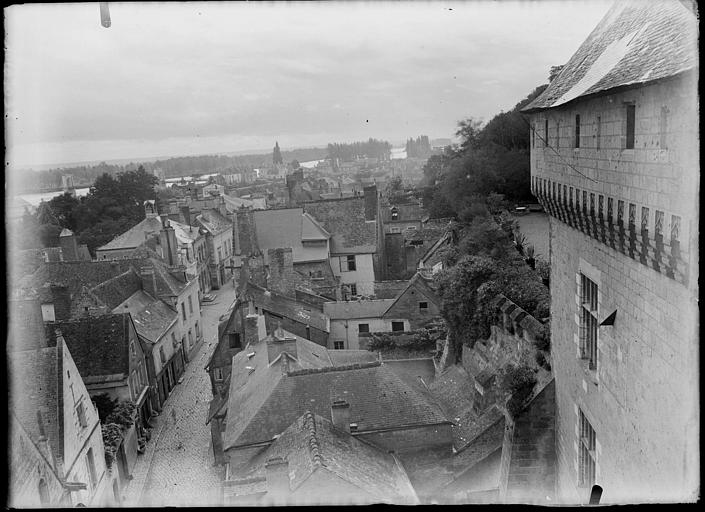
(5, 0, 613, 170)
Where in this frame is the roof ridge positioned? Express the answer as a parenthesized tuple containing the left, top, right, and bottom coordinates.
(286, 360, 381, 377)
(302, 411, 324, 467)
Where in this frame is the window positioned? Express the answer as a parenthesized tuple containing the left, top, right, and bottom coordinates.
(544, 119, 548, 147)
(138, 361, 146, 387)
(579, 274, 598, 371)
(419, 301, 428, 310)
(76, 400, 88, 428)
(358, 323, 369, 333)
(655, 210, 664, 237)
(188, 329, 193, 347)
(342, 255, 356, 272)
(641, 207, 649, 232)
(181, 302, 187, 321)
(188, 296, 193, 315)
(229, 332, 241, 349)
(130, 341, 136, 357)
(575, 114, 581, 148)
(555, 120, 559, 148)
(532, 123, 535, 148)
(625, 104, 636, 149)
(670, 215, 681, 242)
(86, 448, 97, 490)
(348, 283, 357, 296)
(392, 321, 405, 332)
(333, 341, 345, 350)
(578, 409, 596, 489)
(160, 346, 166, 364)
(195, 321, 201, 337)
(596, 116, 601, 150)
(214, 368, 224, 381)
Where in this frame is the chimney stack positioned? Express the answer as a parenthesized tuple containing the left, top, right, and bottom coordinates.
(267, 248, 296, 297)
(330, 399, 351, 433)
(248, 251, 267, 288)
(59, 228, 79, 261)
(264, 457, 290, 504)
(144, 199, 158, 219)
(139, 264, 158, 298)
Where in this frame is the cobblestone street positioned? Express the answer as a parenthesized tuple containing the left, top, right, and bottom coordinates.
(122, 281, 237, 507)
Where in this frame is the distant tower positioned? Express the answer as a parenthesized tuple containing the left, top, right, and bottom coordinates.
(273, 141, 283, 165)
(61, 175, 76, 197)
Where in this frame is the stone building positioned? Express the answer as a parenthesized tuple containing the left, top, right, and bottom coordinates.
(523, 0, 698, 503)
(8, 338, 117, 507)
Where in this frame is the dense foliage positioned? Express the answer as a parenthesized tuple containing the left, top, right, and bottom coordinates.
(30, 166, 159, 255)
(501, 363, 538, 418)
(421, 83, 549, 218)
(327, 138, 392, 163)
(101, 400, 137, 468)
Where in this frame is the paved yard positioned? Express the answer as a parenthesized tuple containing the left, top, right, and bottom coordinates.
(122, 281, 237, 507)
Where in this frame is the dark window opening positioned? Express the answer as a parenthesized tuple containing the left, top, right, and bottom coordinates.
(575, 114, 581, 148)
(392, 321, 404, 332)
(625, 104, 636, 149)
(358, 323, 369, 333)
(419, 302, 428, 309)
(229, 332, 241, 349)
(334, 341, 345, 350)
(346, 255, 356, 271)
(544, 119, 548, 147)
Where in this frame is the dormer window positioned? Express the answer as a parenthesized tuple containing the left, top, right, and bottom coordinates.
(390, 207, 399, 220)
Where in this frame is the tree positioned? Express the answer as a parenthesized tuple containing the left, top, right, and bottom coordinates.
(273, 141, 283, 165)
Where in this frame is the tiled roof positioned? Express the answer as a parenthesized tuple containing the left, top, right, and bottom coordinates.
(114, 290, 178, 342)
(323, 299, 396, 320)
(246, 281, 329, 332)
(196, 209, 232, 235)
(253, 209, 330, 264)
(8, 347, 62, 465)
(304, 197, 377, 255)
(224, 351, 449, 449)
(88, 269, 143, 310)
(45, 314, 131, 379)
(97, 216, 164, 251)
(234, 412, 418, 504)
(523, 0, 698, 112)
(328, 349, 378, 366)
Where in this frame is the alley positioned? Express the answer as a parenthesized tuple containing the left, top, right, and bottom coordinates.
(122, 281, 237, 507)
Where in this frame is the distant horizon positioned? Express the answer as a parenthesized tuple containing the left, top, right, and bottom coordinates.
(10, 135, 455, 172)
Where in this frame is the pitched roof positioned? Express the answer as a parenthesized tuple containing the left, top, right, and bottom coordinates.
(44, 314, 132, 380)
(253, 208, 330, 264)
(196, 209, 232, 235)
(232, 412, 418, 504)
(304, 197, 377, 254)
(222, 194, 255, 211)
(224, 346, 449, 449)
(114, 290, 178, 342)
(169, 219, 204, 243)
(523, 0, 698, 112)
(97, 215, 164, 252)
(382, 272, 440, 318)
(88, 269, 143, 310)
(8, 347, 62, 465)
(245, 281, 329, 332)
(323, 299, 396, 320)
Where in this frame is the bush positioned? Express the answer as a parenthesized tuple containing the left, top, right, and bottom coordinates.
(366, 333, 396, 352)
(102, 422, 123, 467)
(534, 323, 551, 352)
(501, 363, 537, 418)
(106, 401, 136, 429)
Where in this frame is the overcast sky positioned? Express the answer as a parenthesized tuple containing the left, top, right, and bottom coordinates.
(5, 0, 612, 169)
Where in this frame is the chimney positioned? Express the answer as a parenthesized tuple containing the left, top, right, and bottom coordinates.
(266, 323, 298, 364)
(180, 205, 191, 226)
(59, 229, 79, 261)
(267, 248, 296, 297)
(49, 285, 71, 321)
(159, 218, 179, 267)
(330, 399, 351, 433)
(144, 199, 158, 219)
(363, 185, 378, 221)
(264, 457, 290, 503)
(243, 310, 266, 347)
(248, 251, 267, 288)
(139, 264, 158, 298)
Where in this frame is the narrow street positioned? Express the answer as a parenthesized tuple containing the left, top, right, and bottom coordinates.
(122, 280, 237, 507)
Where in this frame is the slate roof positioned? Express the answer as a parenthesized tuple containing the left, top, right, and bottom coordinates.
(8, 347, 62, 465)
(222, 194, 255, 211)
(232, 412, 418, 504)
(196, 209, 232, 235)
(114, 290, 178, 343)
(245, 281, 329, 332)
(323, 299, 396, 320)
(97, 216, 164, 251)
(169, 219, 204, 243)
(328, 349, 379, 366)
(44, 314, 132, 380)
(523, 0, 698, 113)
(253, 208, 330, 264)
(88, 269, 143, 310)
(224, 340, 449, 449)
(304, 197, 377, 255)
